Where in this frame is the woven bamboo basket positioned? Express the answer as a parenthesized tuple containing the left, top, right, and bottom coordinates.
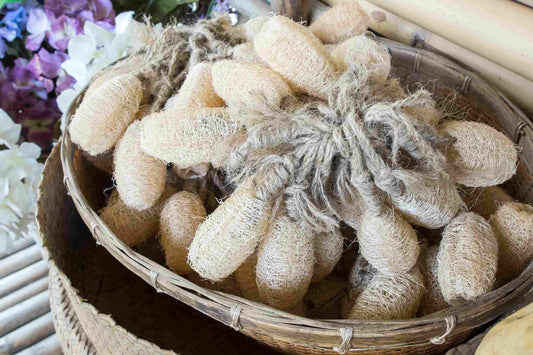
(39, 144, 278, 355)
(60, 39, 533, 354)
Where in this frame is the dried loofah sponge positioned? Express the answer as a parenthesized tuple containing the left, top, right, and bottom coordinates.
(114, 121, 166, 210)
(232, 42, 259, 62)
(331, 35, 391, 85)
(242, 16, 269, 42)
(140, 107, 242, 168)
(256, 213, 314, 311)
(464, 186, 514, 220)
(188, 177, 272, 281)
(164, 62, 224, 110)
(311, 228, 343, 283)
(235, 253, 261, 302)
(489, 202, 533, 280)
(309, 1, 370, 44)
(160, 191, 206, 275)
(69, 73, 143, 155)
(419, 245, 449, 315)
(254, 16, 338, 100)
(212, 60, 292, 113)
(438, 212, 498, 305)
(439, 121, 517, 187)
(358, 208, 419, 275)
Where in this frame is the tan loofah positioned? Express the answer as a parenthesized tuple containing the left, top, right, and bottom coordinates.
(99, 186, 176, 247)
(333, 193, 365, 230)
(323, 44, 337, 54)
(254, 16, 338, 100)
(232, 42, 259, 62)
(212, 60, 293, 113)
(160, 191, 206, 275)
(256, 212, 315, 311)
(242, 16, 269, 42)
(164, 62, 224, 110)
(235, 253, 262, 302)
(187, 272, 241, 296)
(490, 202, 533, 280)
(438, 212, 498, 305)
(309, 1, 370, 44)
(464, 186, 514, 220)
(439, 121, 517, 187)
(311, 228, 343, 283)
(342, 255, 375, 318)
(391, 173, 463, 229)
(419, 245, 449, 315)
(69, 73, 143, 155)
(331, 35, 391, 85)
(171, 162, 211, 179)
(188, 177, 272, 281)
(114, 121, 166, 210)
(358, 208, 419, 275)
(140, 107, 242, 168)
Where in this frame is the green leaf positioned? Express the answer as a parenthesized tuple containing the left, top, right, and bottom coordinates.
(0, 0, 26, 9)
(154, 0, 196, 17)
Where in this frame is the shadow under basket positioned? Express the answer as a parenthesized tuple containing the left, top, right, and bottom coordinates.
(60, 39, 533, 354)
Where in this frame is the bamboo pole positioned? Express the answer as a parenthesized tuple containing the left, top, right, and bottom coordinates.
(0, 239, 34, 260)
(0, 260, 48, 299)
(0, 277, 49, 313)
(271, 0, 309, 21)
(0, 313, 55, 354)
(0, 291, 50, 337)
(13, 334, 61, 355)
(0, 245, 42, 279)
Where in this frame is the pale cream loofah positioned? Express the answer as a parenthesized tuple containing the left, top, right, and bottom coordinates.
(464, 186, 514, 220)
(232, 42, 259, 62)
(438, 212, 498, 305)
(242, 16, 269, 42)
(419, 245, 449, 315)
(311, 228, 343, 283)
(160, 191, 206, 275)
(235, 253, 262, 302)
(114, 121, 166, 210)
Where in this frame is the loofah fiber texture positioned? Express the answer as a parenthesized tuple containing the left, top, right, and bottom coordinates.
(464, 186, 514, 220)
(232, 42, 259, 62)
(241, 16, 269, 42)
(188, 177, 273, 281)
(419, 245, 449, 315)
(235, 253, 262, 302)
(489, 202, 533, 281)
(114, 121, 166, 210)
(438, 212, 498, 305)
(311, 228, 343, 283)
(256, 211, 315, 311)
(160, 191, 206, 275)
(69, 73, 143, 155)
(309, 0, 370, 44)
(254, 16, 338, 100)
(439, 120, 517, 187)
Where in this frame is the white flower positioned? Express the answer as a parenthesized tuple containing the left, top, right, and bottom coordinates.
(0, 109, 22, 148)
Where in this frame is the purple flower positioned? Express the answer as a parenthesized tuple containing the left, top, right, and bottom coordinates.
(89, 0, 114, 24)
(27, 48, 68, 79)
(212, 0, 231, 15)
(55, 69, 76, 93)
(25, 9, 53, 51)
(0, 39, 7, 59)
(47, 14, 82, 50)
(44, 0, 88, 17)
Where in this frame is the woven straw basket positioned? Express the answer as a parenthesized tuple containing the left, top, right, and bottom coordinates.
(60, 39, 533, 354)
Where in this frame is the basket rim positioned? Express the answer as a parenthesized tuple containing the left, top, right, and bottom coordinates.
(59, 39, 533, 352)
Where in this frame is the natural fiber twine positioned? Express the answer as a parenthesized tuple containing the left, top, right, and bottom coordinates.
(164, 62, 224, 110)
(160, 191, 206, 275)
(464, 186, 514, 220)
(309, 1, 370, 44)
(114, 121, 166, 210)
(311, 228, 343, 283)
(241, 16, 269, 42)
(439, 120, 518, 187)
(331, 35, 391, 86)
(69, 73, 143, 155)
(419, 245, 449, 315)
(188, 177, 272, 281)
(256, 212, 314, 311)
(358, 209, 419, 275)
(438, 212, 498, 305)
(232, 42, 259, 62)
(212, 60, 293, 114)
(235, 253, 262, 302)
(254, 16, 337, 100)
(140, 107, 242, 168)
(332, 193, 365, 230)
(489, 202, 533, 281)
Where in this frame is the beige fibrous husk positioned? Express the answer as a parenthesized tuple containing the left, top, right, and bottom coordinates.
(464, 186, 514, 220)
(311, 228, 343, 283)
(489, 202, 533, 280)
(254, 15, 338, 100)
(256, 212, 315, 311)
(333, 193, 365, 230)
(342, 255, 375, 318)
(438, 212, 498, 305)
(309, 1, 370, 44)
(391, 173, 463, 229)
(235, 253, 261, 302)
(331, 35, 391, 86)
(358, 209, 420, 275)
(242, 16, 269, 42)
(164, 62, 224, 110)
(212, 60, 293, 113)
(171, 162, 211, 179)
(140, 107, 242, 168)
(419, 245, 449, 315)
(69, 73, 143, 155)
(439, 120, 517, 187)
(114, 121, 166, 210)
(160, 191, 206, 275)
(232, 42, 259, 62)
(323, 44, 337, 54)
(188, 177, 272, 281)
